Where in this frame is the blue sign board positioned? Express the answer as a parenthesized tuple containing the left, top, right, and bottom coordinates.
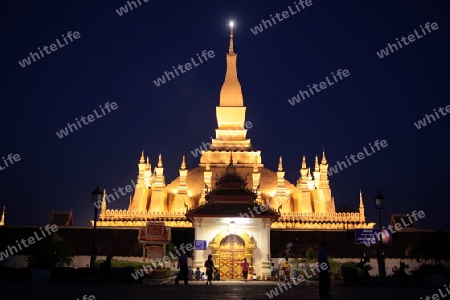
(194, 240, 207, 250)
(355, 229, 392, 245)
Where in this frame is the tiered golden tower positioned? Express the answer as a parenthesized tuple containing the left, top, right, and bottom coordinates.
(95, 24, 375, 230)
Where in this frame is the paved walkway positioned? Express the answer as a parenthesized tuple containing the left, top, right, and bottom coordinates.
(0, 280, 438, 300)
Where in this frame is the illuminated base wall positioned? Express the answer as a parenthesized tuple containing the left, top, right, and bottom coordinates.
(95, 210, 375, 230)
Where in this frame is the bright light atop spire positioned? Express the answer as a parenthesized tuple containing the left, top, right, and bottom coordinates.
(228, 20, 235, 54)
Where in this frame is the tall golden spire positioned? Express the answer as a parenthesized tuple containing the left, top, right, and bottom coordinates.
(219, 21, 243, 107)
(211, 21, 251, 151)
(0, 206, 5, 226)
(101, 189, 107, 215)
(321, 148, 327, 164)
(140, 150, 145, 164)
(157, 153, 163, 168)
(315, 155, 320, 171)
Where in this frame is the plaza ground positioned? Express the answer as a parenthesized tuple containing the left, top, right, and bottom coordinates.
(0, 279, 439, 300)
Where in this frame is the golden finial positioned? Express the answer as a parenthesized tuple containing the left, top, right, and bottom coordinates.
(278, 156, 283, 172)
(158, 153, 163, 167)
(140, 150, 145, 163)
(181, 155, 186, 170)
(321, 148, 327, 165)
(229, 21, 235, 54)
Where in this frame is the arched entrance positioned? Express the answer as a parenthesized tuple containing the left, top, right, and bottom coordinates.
(209, 231, 255, 279)
(218, 234, 245, 279)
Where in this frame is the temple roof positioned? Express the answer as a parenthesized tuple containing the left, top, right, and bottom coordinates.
(186, 201, 279, 219)
(186, 166, 279, 220)
(390, 213, 418, 229)
(49, 210, 73, 226)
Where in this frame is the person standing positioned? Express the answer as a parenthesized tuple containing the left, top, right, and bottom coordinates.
(277, 257, 284, 281)
(281, 257, 290, 283)
(204, 254, 217, 285)
(318, 241, 331, 299)
(241, 258, 250, 282)
(270, 262, 275, 281)
(175, 252, 189, 285)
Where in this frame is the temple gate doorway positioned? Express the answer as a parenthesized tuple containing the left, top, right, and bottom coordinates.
(209, 231, 256, 280)
(218, 234, 245, 279)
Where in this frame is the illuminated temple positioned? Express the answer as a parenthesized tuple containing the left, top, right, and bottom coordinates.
(95, 24, 375, 278)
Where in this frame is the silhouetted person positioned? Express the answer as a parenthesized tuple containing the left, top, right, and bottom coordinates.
(100, 255, 113, 269)
(241, 258, 249, 282)
(100, 255, 113, 281)
(318, 241, 330, 299)
(175, 252, 188, 285)
(204, 254, 217, 285)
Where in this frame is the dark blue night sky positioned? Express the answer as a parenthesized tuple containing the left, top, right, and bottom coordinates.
(1, 0, 449, 229)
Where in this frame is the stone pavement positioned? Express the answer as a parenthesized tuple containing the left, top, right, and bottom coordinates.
(0, 280, 437, 300)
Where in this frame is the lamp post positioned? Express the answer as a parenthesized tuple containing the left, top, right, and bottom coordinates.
(374, 190, 386, 279)
(90, 186, 102, 269)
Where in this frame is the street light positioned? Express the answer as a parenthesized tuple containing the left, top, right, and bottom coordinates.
(90, 186, 102, 269)
(374, 190, 386, 279)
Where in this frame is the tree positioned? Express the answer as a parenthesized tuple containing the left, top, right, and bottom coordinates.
(28, 233, 74, 268)
(305, 246, 318, 263)
(405, 231, 450, 265)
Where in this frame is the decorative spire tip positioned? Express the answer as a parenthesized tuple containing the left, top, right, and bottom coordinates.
(228, 21, 235, 55)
